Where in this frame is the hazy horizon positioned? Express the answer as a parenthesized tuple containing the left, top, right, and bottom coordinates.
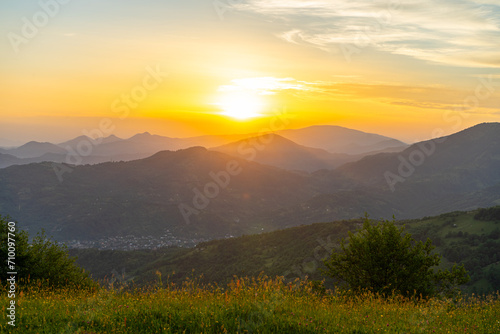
(3, 120, 499, 148)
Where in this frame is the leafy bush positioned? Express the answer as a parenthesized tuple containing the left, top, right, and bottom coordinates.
(323, 217, 469, 298)
(0, 215, 97, 289)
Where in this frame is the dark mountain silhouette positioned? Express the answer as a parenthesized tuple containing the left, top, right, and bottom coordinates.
(336, 122, 500, 191)
(270, 123, 500, 226)
(0, 147, 318, 241)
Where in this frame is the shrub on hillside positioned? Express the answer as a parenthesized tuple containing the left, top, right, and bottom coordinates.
(323, 216, 469, 299)
(0, 215, 96, 289)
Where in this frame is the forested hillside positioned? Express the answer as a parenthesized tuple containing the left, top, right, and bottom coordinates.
(70, 207, 500, 295)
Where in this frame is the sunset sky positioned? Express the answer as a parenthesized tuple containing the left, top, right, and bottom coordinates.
(1, 0, 500, 145)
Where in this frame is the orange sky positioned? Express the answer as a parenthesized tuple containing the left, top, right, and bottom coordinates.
(1, 1, 500, 145)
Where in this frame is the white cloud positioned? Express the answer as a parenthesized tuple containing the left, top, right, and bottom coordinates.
(235, 0, 500, 68)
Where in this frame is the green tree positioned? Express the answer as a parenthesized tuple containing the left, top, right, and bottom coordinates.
(323, 216, 469, 298)
(0, 215, 96, 289)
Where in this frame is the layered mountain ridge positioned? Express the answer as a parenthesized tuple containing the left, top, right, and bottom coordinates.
(0, 123, 498, 243)
(0, 125, 408, 171)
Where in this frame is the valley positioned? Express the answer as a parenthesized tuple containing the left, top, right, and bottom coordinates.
(68, 207, 500, 295)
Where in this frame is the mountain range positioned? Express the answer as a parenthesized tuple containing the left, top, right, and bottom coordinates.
(0, 122, 499, 243)
(271, 123, 500, 226)
(0, 125, 407, 171)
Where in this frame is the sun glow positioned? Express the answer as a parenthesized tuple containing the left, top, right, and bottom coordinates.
(219, 92, 265, 120)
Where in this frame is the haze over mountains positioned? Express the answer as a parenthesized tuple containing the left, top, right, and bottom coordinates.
(277, 125, 407, 154)
(211, 134, 356, 172)
(0, 123, 499, 244)
(0, 125, 408, 170)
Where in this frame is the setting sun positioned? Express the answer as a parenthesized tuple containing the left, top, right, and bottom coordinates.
(219, 92, 265, 120)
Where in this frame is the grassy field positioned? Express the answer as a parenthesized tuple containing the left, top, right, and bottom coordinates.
(1, 276, 499, 334)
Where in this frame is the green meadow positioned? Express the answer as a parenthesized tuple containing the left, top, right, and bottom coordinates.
(2, 276, 499, 334)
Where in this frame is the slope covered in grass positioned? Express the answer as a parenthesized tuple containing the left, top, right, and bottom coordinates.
(1, 277, 499, 333)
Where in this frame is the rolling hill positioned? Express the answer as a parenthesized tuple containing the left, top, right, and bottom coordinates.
(0, 147, 319, 241)
(69, 207, 500, 295)
(269, 123, 500, 226)
(211, 134, 355, 172)
(336, 122, 500, 189)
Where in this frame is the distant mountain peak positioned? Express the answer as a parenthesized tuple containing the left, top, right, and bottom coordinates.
(5, 141, 66, 159)
(58, 135, 91, 146)
(212, 133, 300, 152)
(212, 133, 355, 172)
(59, 134, 123, 147)
(472, 121, 499, 127)
(430, 122, 500, 144)
(465, 122, 499, 132)
(128, 132, 161, 141)
(276, 125, 407, 154)
(101, 134, 122, 144)
(20, 140, 52, 147)
(179, 145, 207, 152)
(223, 133, 295, 145)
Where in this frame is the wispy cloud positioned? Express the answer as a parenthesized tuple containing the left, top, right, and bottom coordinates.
(218, 77, 316, 95)
(327, 80, 500, 112)
(218, 76, 500, 114)
(235, 0, 500, 68)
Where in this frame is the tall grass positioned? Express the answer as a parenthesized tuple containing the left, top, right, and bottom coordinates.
(1, 275, 499, 333)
